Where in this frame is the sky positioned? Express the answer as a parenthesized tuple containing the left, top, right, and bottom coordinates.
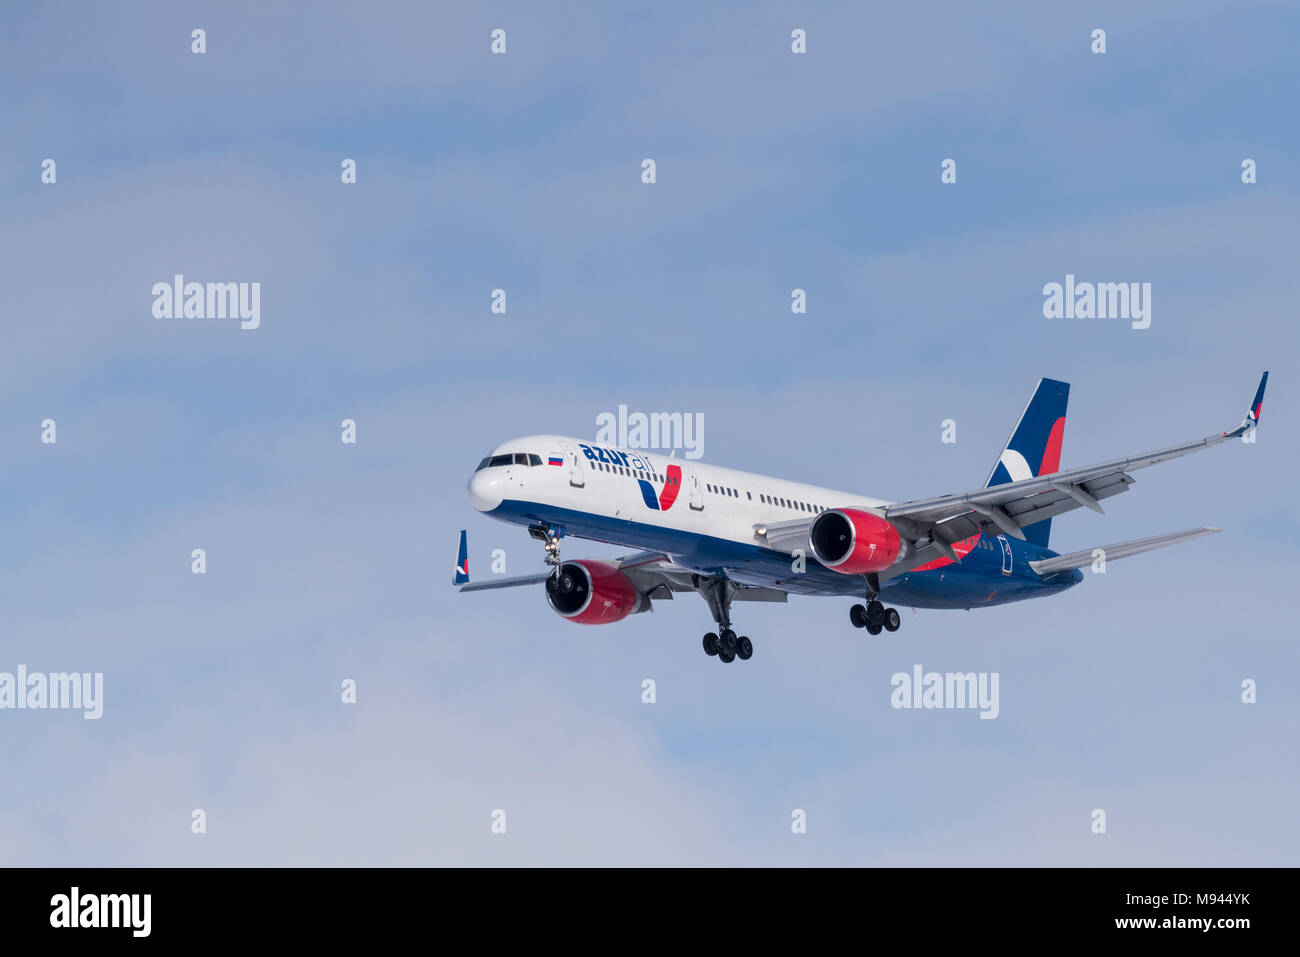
(1, 1, 1296, 865)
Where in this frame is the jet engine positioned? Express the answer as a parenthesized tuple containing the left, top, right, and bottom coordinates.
(808, 508, 904, 574)
(545, 560, 647, 624)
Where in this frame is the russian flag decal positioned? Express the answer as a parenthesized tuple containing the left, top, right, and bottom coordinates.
(548, 456, 564, 466)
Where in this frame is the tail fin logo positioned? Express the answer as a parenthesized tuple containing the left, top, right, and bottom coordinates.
(987, 378, 1070, 549)
(996, 448, 1034, 483)
(454, 530, 470, 585)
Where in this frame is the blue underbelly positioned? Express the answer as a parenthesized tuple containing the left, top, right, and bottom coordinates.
(487, 499, 1079, 609)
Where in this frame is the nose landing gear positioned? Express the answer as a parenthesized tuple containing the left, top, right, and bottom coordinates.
(528, 523, 565, 579)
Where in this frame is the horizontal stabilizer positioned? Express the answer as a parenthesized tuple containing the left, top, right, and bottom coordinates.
(1028, 527, 1219, 575)
(460, 572, 553, 592)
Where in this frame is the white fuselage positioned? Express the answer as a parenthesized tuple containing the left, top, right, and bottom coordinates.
(468, 434, 890, 549)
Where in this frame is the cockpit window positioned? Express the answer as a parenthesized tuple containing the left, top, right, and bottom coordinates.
(477, 452, 545, 471)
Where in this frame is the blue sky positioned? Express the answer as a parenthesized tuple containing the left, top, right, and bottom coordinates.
(1, 1, 1296, 864)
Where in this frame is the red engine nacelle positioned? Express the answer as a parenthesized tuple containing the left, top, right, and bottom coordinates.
(545, 560, 644, 624)
(809, 508, 903, 574)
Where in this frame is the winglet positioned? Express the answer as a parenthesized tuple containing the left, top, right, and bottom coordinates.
(1226, 371, 1268, 438)
(454, 530, 470, 585)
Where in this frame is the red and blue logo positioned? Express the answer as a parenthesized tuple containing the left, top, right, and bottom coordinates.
(579, 443, 682, 511)
(638, 464, 682, 511)
(547, 455, 564, 467)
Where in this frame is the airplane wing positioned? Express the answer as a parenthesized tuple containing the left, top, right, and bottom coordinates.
(1027, 526, 1219, 575)
(755, 517, 819, 554)
(877, 372, 1267, 572)
(456, 544, 787, 603)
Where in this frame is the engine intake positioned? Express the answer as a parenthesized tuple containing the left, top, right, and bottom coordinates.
(809, 508, 903, 574)
(545, 560, 645, 624)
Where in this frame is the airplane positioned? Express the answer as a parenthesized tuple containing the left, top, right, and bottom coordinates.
(457, 372, 1268, 663)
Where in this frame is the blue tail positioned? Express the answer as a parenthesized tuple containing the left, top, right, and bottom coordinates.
(985, 378, 1070, 549)
(454, 530, 470, 585)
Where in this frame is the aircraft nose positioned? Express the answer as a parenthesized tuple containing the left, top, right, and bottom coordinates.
(467, 469, 504, 512)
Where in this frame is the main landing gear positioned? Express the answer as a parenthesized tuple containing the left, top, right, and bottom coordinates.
(696, 576, 753, 664)
(850, 573, 901, 636)
(849, 600, 901, 635)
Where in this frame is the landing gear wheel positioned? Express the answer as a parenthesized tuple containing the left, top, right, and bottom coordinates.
(866, 622, 883, 636)
(850, 604, 868, 628)
(883, 608, 901, 632)
(736, 636, 753, 660)
(703, 632, 720, 656)
(866, 600, 886, 628)
(718, 649, 736, 663)
(719, 629, 738, 656)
